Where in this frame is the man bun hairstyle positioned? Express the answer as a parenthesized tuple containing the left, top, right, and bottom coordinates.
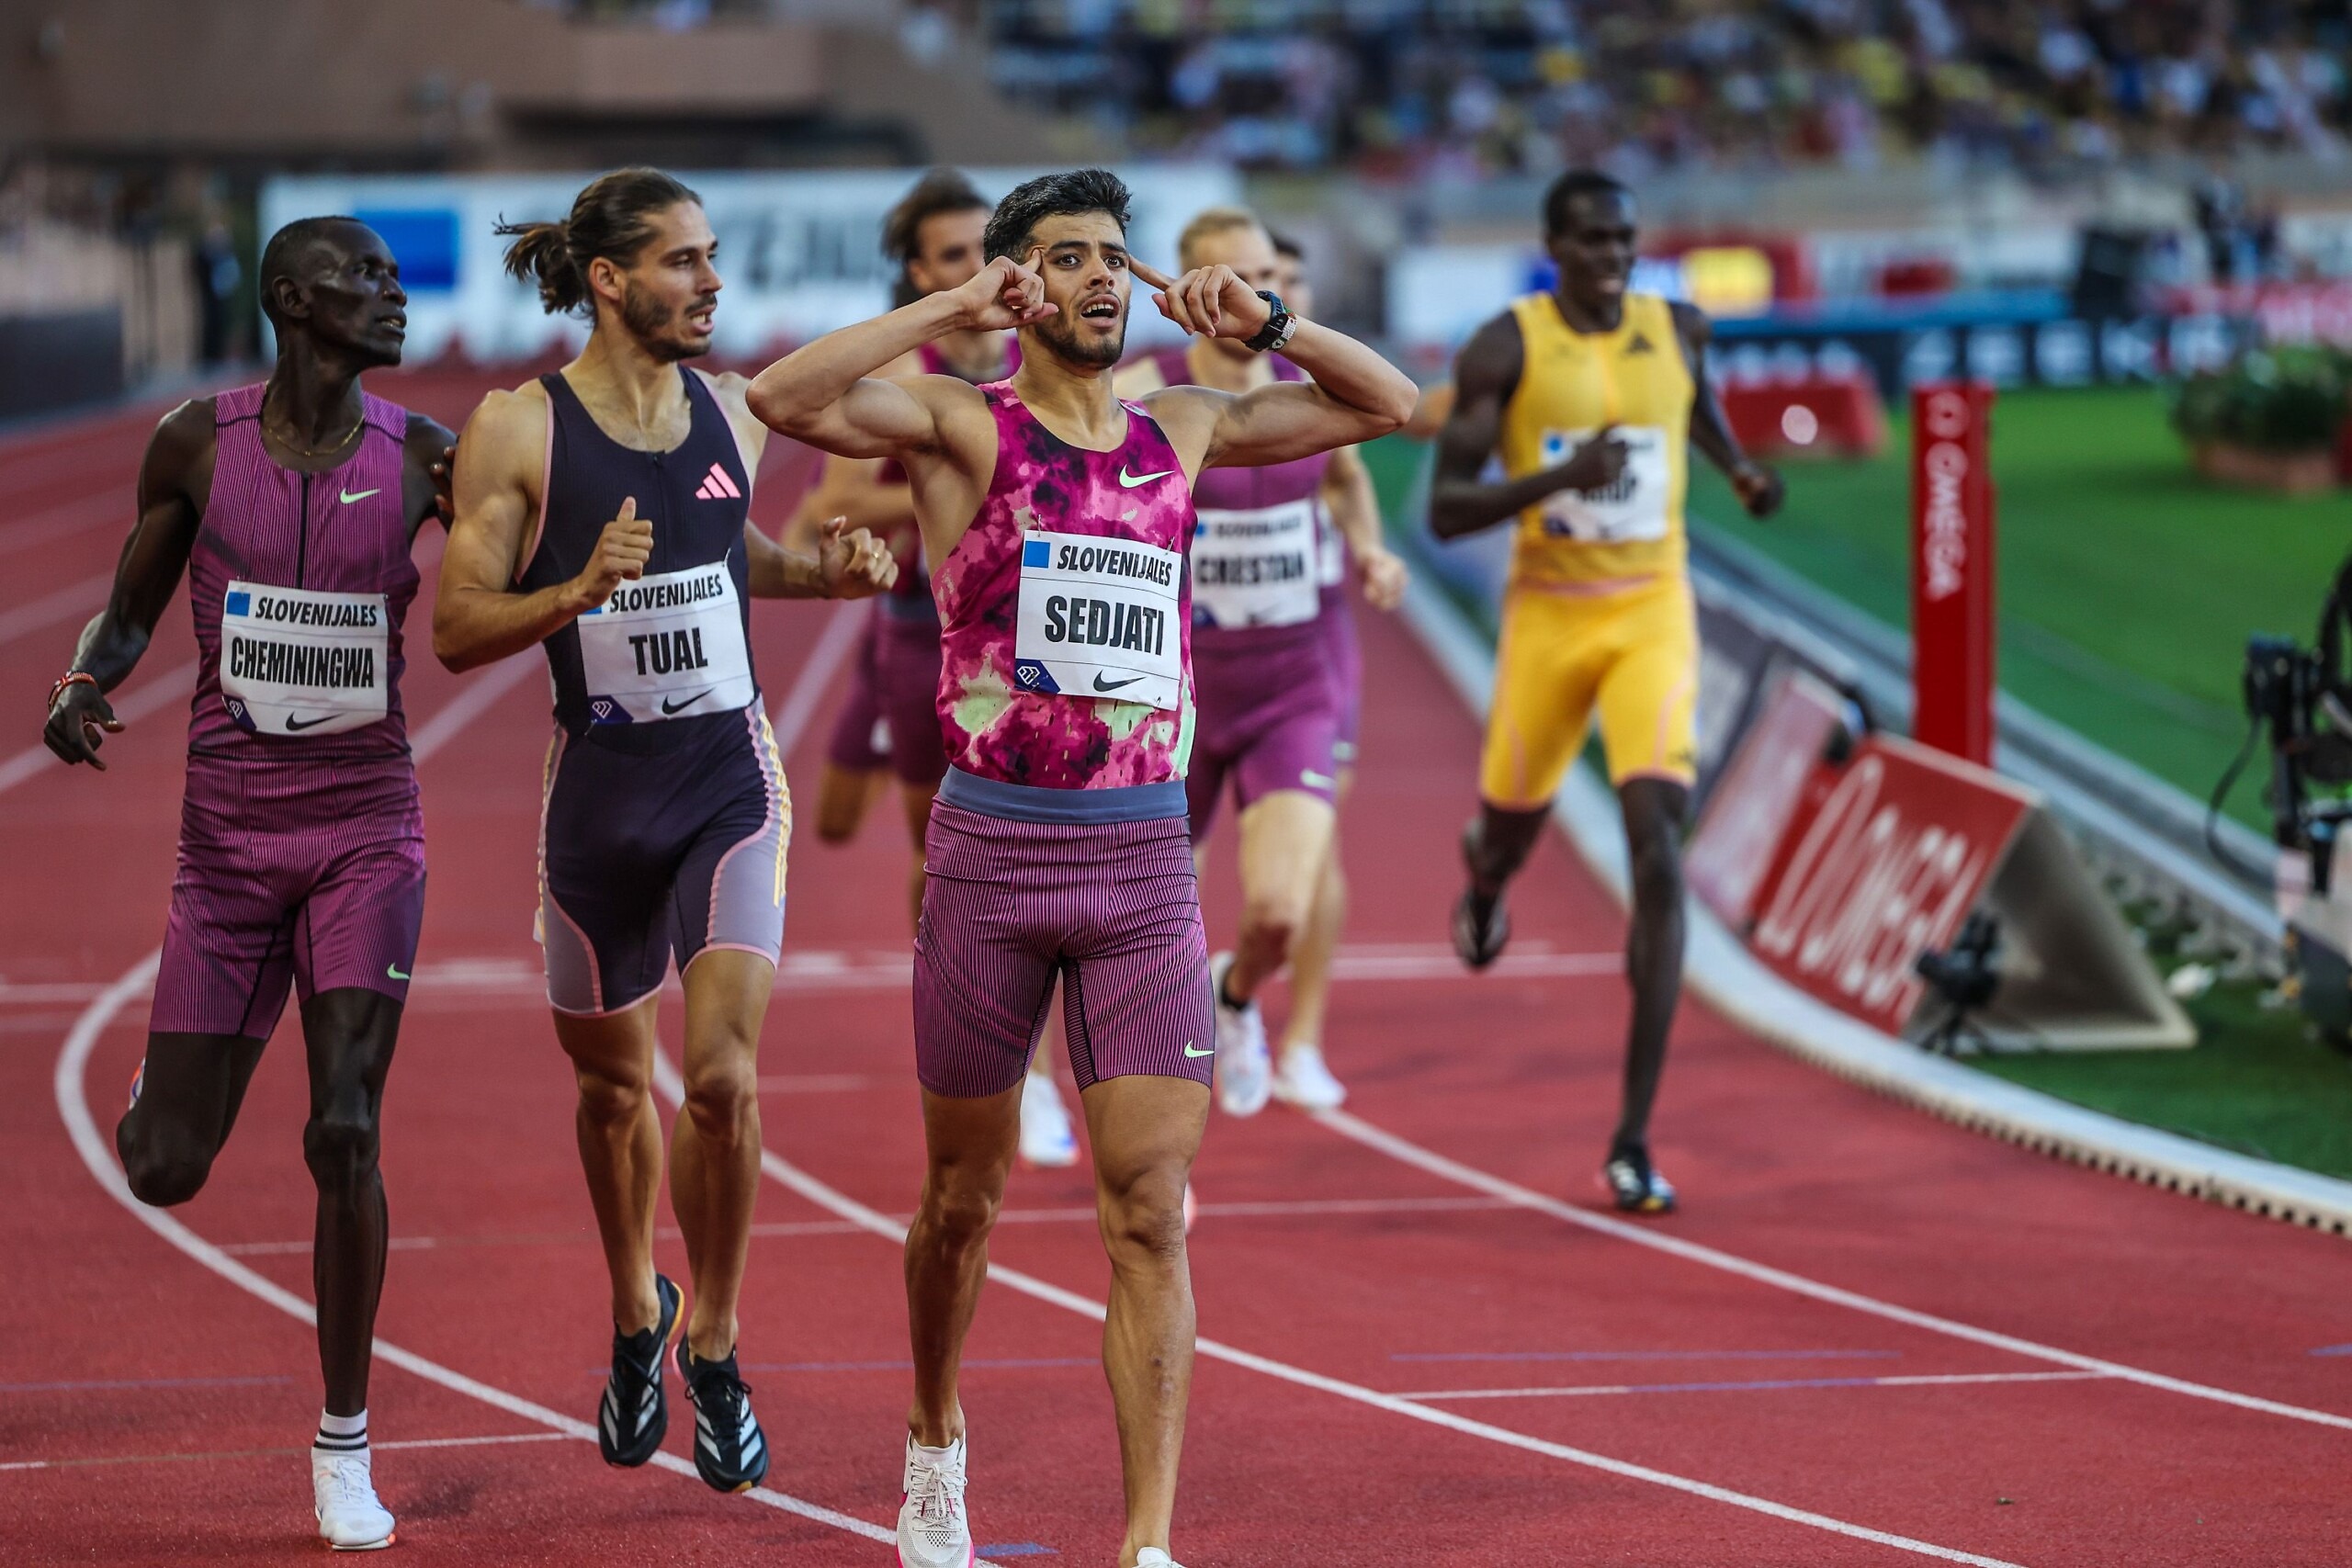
(258, 215, 368, 330)
(1176, 205, 1266, 270)
(1543, 168, 1632, 237)
(884, 167, 989, 270)
(497, 166, 704, 318)
(982, 168, 1133, 264)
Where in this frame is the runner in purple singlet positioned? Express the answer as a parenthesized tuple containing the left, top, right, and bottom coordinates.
(1115, 209, 1408, 1118)
(750, 168, 1415, 1568)
(41, 218, 455, 1552)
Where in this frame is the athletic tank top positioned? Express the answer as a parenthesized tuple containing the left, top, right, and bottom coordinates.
(877, 338, 1021, 622)
(519, 367, 757, 746)
(187, 382, 415, 761)
(1499, 291, 1693, 588)
(1151, 348, 1329, 655)
(933, 381, 1194, 790)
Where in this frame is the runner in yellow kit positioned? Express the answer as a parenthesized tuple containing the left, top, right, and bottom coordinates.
(1430, 169, 1782, 1213)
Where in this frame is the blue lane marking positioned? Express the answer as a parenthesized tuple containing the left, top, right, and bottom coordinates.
(2310, 1344, 2352, 1357)
(0, 1374, 293, 1393)
(1390, 1348, 1900, 1364)
(978, 1547, 1057, 1558)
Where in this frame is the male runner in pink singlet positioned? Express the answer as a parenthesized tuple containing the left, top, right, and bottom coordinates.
(750, 168, 1414, 1568)
(1116, 209, 1407, 1115)
(41, 218, 454, 1551)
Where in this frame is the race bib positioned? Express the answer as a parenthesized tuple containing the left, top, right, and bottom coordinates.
(1536, 424, 1672, 544)
(1013, 529, 1182, 710)
(1316, 501, 1346, 589)
(1191, 499, 1320, 630)
(220, 581, 389, 737)
(577, 563, 754, 725)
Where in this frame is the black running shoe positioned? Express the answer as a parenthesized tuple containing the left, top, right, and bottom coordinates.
(679, 1342, 769, 1494)
(1601, 1146, 1679, 1214)
(597, 1274, 681, 1467)
(1452, 823, 1511, 970)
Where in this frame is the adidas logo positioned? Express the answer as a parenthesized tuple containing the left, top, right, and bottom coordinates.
(1625, 332, 1656, 355)
(694, 462, 741, 502)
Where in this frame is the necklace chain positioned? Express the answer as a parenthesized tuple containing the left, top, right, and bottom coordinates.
(269, 415, 364, 460)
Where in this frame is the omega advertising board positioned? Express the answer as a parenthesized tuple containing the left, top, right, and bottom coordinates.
(1690, 672, 2192, 1050)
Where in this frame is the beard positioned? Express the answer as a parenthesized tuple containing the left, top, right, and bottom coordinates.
(1030, 306, 1125, 369)
(622, 281, 714, 363)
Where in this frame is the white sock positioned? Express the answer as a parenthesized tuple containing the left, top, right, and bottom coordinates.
(315, 1408, 368, 1454)
(909, 1434, 962, 1462)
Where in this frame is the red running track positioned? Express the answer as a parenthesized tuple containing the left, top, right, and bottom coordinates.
(5, 376, 2351, 1567)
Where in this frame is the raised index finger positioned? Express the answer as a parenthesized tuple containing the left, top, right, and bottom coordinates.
(1127, 256, 1177, 292)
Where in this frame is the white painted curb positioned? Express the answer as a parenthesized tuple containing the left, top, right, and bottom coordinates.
(1397, 573, 2352, 1237)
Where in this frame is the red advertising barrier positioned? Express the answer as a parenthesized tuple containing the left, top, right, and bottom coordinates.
(2156, 281, 2352, 348)
(1911, 382, 1996, 766)
(1720, 371, 1887, 459)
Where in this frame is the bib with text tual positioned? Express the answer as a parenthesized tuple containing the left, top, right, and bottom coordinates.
(220, 581, 390, 736)
(576, 563, 755, 724)
(1499, 290, 1693, 588)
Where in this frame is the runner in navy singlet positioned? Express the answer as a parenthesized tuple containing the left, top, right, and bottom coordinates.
(41, 217, 455, 1551)
(435, 169, 893, 1495)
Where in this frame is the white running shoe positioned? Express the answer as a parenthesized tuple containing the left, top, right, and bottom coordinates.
(312, 1448, 395, 1552)
(897, 1432, 972, 1568)
(1136, 1550, 1186, 1567)
(1207, 952, 1271, 1117)
(1018, 1069, 1079, 1168)
(1270, 1043, 1348, 1111)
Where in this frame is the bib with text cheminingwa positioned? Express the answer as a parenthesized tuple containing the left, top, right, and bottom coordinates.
(1191, 499, 1320, 629)
(576, 563, 754, 725)
(220, 581, 389, 737)
(1537, 424, 1671, 544)
(1013, 530, 1183, 710)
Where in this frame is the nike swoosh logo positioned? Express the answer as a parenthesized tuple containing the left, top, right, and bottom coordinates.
(387, 963, 410, 981)
(1118, 468, 1172, 489)
(661, 690, 711, 715)
(1092, 673, 1141, 693)
(283, 714, 334, 731)
(1301, 770, 1337, 789)
(1182, 1042, 1213, 1058)
(338, 488, 380, 504)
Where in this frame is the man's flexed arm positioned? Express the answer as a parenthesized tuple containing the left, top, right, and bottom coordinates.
(1427, 310, 1623, 541)
(433, 390, 650, 672)
(42, 400, 210, 768)
(748, 256, 1054, 457)
(1132, 259, 1415, 471)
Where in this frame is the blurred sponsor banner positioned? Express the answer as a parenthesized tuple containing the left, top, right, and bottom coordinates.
(2157, 280, 2352, 348)
(261, 165, 1242, 364)
(1688, 672, 2192, 1049)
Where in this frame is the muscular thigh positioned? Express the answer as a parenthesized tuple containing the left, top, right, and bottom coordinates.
(1478, 588, 1607, 811)
(1591, 581, 1700, 787)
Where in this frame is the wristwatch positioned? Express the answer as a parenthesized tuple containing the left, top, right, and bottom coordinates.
(1245, 290, 1298, 355)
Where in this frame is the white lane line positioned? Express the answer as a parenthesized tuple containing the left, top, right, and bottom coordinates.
(0, 571, 109, 647)
(768, 598, 869, 757)
(49, 668, 953, 1560)
(0, 1431, 569, 1473)
(1314, 1107, 2352, 1435)
(402, 655, 540, 757)
(1396, 1371, 2116, 1402)
(648, 1052, 2028, 1568)
(0, 660, 197, 797)
(0, 491, 120, 554)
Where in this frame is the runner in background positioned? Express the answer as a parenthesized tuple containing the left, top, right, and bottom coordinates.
(43, 216, 454, 1552)
(1429, 168, 1782, 1213)
(788, 169, 1080, 1168)
(1266, 231, 1407, 1102)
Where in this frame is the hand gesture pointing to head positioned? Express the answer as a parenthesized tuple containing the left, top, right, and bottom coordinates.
(949, 254, 1057, 333)
(1131, 257, 1273, 343)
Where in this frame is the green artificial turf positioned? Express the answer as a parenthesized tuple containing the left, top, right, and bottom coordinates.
(1686, 385, 2352, 831)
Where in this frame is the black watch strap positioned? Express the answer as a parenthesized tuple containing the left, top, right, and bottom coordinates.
(1244, 290, 1295, 354)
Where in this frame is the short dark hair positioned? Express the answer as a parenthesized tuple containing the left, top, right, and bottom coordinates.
(259, 215, 368, 330)
(497, 166, 704, 318)
(983, 168, 1133, 264)
(1543, 169, 1632, 237)
(885, 167, 989, 268)
(1270, 231, 1304, 262)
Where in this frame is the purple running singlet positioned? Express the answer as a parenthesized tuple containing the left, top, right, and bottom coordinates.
(1154, 350, 1342, 840)
(825, 605, 891, 773)
(1317, 506, 1364, 765)
(151, 382, 427, 1039)
(912, 380, 1213, 1099)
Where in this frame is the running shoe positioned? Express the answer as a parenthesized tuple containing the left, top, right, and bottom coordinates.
(312, 1447, 395, 1552)
(1207, 952, 1272, 1117)
(597, 1273, 682, 1468)
(896, 1431, 972, 1568)
(1602, 1146, 1679, 1214)
(1270, 1043, 1348, 1111)
(1451, 823, 1510, 970)
(1136, 1551, 1185, 1567)
(1018, 1068, 1080, 1168)
(679, 1340, 770, 1493)
(128, 1059, 144, 1109)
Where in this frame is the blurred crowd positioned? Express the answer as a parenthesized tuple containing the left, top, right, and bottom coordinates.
(977, 0, 2352, 178)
